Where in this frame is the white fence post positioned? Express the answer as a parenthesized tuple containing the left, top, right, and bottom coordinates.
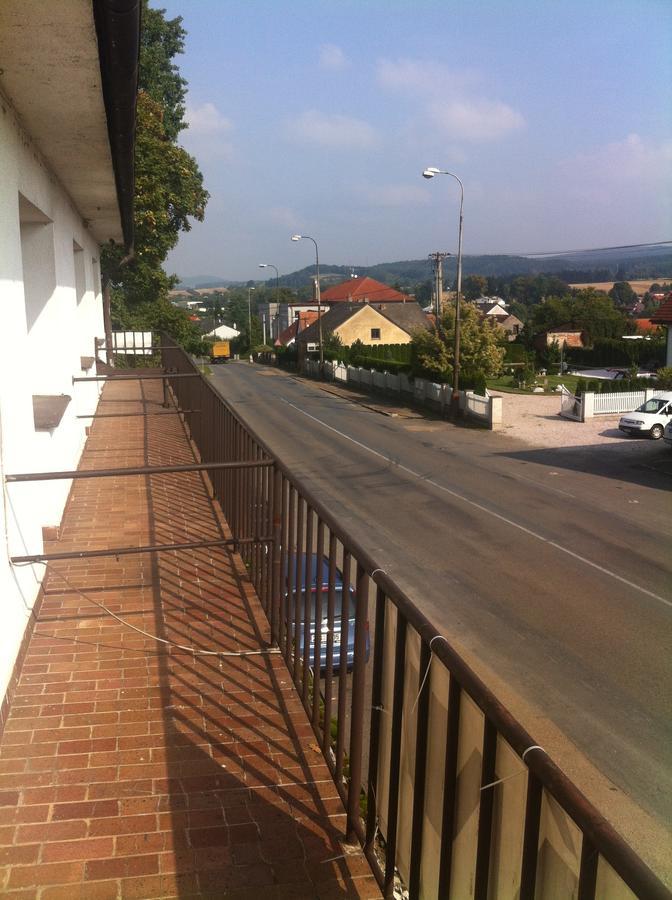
(489, 396, 503, 429)
(582, 392, 594, 420)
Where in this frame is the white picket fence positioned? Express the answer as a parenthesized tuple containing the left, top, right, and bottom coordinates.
(303, 359, 502, 428)
(582, 388, 662, 418)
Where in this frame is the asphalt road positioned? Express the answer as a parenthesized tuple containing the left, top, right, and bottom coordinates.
(210, 362, 672, 839)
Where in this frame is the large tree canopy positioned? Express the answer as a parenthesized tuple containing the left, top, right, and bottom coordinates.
(528, 288, 631, 342)
(411, 302, 505, 383)
(103, 1, 208, 350)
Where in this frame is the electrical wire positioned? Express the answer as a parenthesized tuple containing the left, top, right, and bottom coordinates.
(13, 561, 280, 658)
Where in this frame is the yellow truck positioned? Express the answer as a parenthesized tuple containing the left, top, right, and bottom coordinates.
(209, 340, 231, 363)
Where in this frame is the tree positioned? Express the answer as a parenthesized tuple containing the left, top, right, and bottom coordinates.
(528, 289, 629, 343)
(411, 302, 505, 382)
(609, 281, 637, 307)
(463, 275, 488, 301)
(103, 4, 209, 350)
(138, 0, 188, 139)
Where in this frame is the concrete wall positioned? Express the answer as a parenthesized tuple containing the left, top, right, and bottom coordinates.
(0, 93, 104, 707)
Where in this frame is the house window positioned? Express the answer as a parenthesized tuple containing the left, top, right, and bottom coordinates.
(370, 328, 381, 340)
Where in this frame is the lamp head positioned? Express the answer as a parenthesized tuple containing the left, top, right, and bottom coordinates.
(422, 167, 440, 179)
(291, 234, 302, 242)
(259, 263, 267, 268)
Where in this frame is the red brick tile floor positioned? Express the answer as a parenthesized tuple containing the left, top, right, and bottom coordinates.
(0, 379, 381, 899)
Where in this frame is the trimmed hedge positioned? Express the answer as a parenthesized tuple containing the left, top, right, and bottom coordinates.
(569, 338, 664, 368)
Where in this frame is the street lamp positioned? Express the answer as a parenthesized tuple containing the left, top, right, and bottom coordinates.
(291, 233, 323, 371)
(259, 263, 280, 340)
(422, 167, 464, 410)
(247, 286, 255, 359)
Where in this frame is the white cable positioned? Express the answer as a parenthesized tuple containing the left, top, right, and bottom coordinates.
(13, 562, 280, 658)
(411, 634, 448, 714)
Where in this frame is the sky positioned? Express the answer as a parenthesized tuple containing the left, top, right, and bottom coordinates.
(158, 0, 672, 283)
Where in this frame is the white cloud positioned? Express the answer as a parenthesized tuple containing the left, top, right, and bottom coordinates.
(185, 102, 233, 136)
(376, 58, 478, 96)
(427, 98, 524, 141)
(363, 184, 432, 208)
(285, 110, 377, 149)
(376, 57, 524, 142)
(562, 133, 672, 185)
(319, 44, 349, 70)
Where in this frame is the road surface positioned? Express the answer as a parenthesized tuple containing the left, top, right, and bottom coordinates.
(210, 362, 672, 849)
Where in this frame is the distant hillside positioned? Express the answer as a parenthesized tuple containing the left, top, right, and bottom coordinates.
(175, 275, 243, 289)
(175, 245, 672, 292)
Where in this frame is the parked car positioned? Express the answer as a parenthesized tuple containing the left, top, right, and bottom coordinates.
(618, 392, 672, 440)
(663, 419, 672, 448)
(284, 553, 369, 672)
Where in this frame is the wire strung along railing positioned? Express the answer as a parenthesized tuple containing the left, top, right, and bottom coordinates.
(161, 335, 669, 900)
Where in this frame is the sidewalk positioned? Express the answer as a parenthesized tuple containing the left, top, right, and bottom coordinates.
(0, 378, 380, 898)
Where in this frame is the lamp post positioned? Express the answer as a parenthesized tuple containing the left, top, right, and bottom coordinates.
(259, 263, 280, 339)
(247, 286, 255, 359)
(422, 167, 464, 410)
(291, 234, 323, 371)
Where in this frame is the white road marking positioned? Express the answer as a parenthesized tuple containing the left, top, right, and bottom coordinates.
(281, 398, 672, 610)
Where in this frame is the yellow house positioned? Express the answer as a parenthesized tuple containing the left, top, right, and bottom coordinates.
(296, 302, 430, 354)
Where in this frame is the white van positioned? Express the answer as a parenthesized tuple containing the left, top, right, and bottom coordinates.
(618, 392, 672, 440)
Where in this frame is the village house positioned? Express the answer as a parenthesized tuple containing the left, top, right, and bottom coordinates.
(534, 324, 587, 351)
(295, 302, 429, 360)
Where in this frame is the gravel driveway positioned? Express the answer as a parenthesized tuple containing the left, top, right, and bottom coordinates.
(495, 391, 665, 451)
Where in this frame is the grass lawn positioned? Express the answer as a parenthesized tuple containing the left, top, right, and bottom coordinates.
(487, 374, 581, 395)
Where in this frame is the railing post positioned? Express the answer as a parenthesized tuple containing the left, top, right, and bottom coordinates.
(270, 466, 283, 646)
(346, 563, 369, 843)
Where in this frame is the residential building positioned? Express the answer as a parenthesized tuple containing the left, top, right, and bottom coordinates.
(534, 325, 587, 351)
(296, 302, 429, 357)
(274, 310, 321, 347)
(0, 0, 138, 721)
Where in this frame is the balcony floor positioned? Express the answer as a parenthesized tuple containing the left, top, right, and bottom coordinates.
(0, 378, 380, 898)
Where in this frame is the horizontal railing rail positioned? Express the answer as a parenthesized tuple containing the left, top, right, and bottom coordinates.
(161, 336, 669, 900)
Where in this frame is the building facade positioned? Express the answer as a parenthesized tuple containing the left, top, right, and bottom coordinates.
(0, 0, 138, 717)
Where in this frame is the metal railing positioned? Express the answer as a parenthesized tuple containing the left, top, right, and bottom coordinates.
(162, 337, 668, 900)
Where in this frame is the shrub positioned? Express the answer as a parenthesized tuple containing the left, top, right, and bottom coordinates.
(656, 367, 672, 389)
(575, 378, 587, 396)
(462, 371, 488, 395)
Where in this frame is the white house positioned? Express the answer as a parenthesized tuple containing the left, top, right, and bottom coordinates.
(206, 324, 241, 340)
(0, 1, 139, 722)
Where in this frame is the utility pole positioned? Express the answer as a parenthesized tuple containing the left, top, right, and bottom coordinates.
(428, 251, 450, 323)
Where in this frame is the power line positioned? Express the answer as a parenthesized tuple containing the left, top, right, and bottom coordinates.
(479, 240, 672, 259)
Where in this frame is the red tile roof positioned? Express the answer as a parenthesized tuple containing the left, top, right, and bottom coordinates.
(634, 318, 661, 333)
(320, 276, 410, 303)
(274, 310, 320, 346)
(650, 294, 672, 325)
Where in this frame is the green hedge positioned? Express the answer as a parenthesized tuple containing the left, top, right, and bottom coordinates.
(569, 338, 664, 368)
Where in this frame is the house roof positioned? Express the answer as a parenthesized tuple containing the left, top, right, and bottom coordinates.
(206, 324, 240, 340)
(545, 324, 584, 334)
(0, 0, 140, 250)
(650, 295, 672, 325)
(633, 318, 661, 334)
(320, 277, 410, 303)
(374, 303, 431, 333)
(275, 311, 320, 346)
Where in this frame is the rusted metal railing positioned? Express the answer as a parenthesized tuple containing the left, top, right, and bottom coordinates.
(162, 336, 669, 900)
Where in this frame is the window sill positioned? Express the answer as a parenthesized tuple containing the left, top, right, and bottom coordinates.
(33, 394, 71, 431)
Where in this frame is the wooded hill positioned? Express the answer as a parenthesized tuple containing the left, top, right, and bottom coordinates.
(177, 245, 671, 291)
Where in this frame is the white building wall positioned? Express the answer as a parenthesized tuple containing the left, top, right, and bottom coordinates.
(0, 95, 105, 704)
